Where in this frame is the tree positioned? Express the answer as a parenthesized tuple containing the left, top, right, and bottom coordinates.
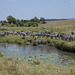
(24, 20, 29, 23)
(7, 16, 17, 24)
(40, 17, 45, 21)
(40, 17, 46, 24)
(21, 19, 24, 23)
(16, 19, 20, 23)
(30, 16, 39, 23)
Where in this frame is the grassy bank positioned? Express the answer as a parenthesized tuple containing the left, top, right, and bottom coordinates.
(39, 38, 75, 53)
(0, 35, 75, 53)
(0, 55, 75, 75)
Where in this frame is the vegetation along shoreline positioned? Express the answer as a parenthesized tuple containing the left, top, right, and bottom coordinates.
(0, 30, 75, 53)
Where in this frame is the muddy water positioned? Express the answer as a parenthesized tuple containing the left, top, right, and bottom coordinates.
(0, 43, 75, 65)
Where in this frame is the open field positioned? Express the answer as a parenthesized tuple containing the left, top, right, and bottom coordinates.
(0, 19, 75, 33)
(39, 19, 75, 33)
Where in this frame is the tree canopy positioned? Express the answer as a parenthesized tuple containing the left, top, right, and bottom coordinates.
(30, 16, 40, 23)
(1, 15, 46, 27)
(40, 17, 45, 21)
(7, 16, 17, 24)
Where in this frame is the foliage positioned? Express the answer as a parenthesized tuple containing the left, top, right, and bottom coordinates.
(26, 22, 38, 27)
(1, 23, 7, 26)
(1, 16, 46, 27)
(40, 17, 45, 21)
(32, 40, 38, 46)
(30, 16, 40, 23)
(0, 51, 3, 57)
(40, 21, 46, 24)
(7, 16, 17, 24)
(40, 17, 46, 24)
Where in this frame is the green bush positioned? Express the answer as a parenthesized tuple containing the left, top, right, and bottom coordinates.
(41, 21, 46, 24)
(25, 42, 30, 45)
(26, 22, 38, 27)
(6, 39, 15, 43)
(10, 24, 16, 27)
(32, 41, 38, 46)
(1, 23, 7, 26)
(0, 51, 3, 57)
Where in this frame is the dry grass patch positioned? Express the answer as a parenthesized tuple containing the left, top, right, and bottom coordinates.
(0, 57, 75, 75)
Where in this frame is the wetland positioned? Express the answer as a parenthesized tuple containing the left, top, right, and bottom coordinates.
(0, 43, 75, 66)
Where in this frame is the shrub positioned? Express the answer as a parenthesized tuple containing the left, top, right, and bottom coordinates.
(1, 23, 7, 26)
(25, 42, 30, 45)
(26, 22, 38, 27)
(6, 39, 15, 43)
(0, 51, 3, 57)
(41, 21, 46, 24)
(10, 24, 16, 27)
(32, 41, 38, 46)
(15, 40, 23, 44)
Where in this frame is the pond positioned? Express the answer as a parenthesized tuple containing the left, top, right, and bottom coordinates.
(0, 43, 75, 66)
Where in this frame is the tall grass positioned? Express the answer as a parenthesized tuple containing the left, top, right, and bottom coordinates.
(0, 35, 75, 52)
(0, 57, 75, 75)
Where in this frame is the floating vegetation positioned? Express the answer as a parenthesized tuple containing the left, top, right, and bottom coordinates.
(1, 50, 74, 66)
(0, 43, 74, 66)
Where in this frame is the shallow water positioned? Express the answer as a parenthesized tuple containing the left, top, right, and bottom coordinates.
(0, 43, 75, 65)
